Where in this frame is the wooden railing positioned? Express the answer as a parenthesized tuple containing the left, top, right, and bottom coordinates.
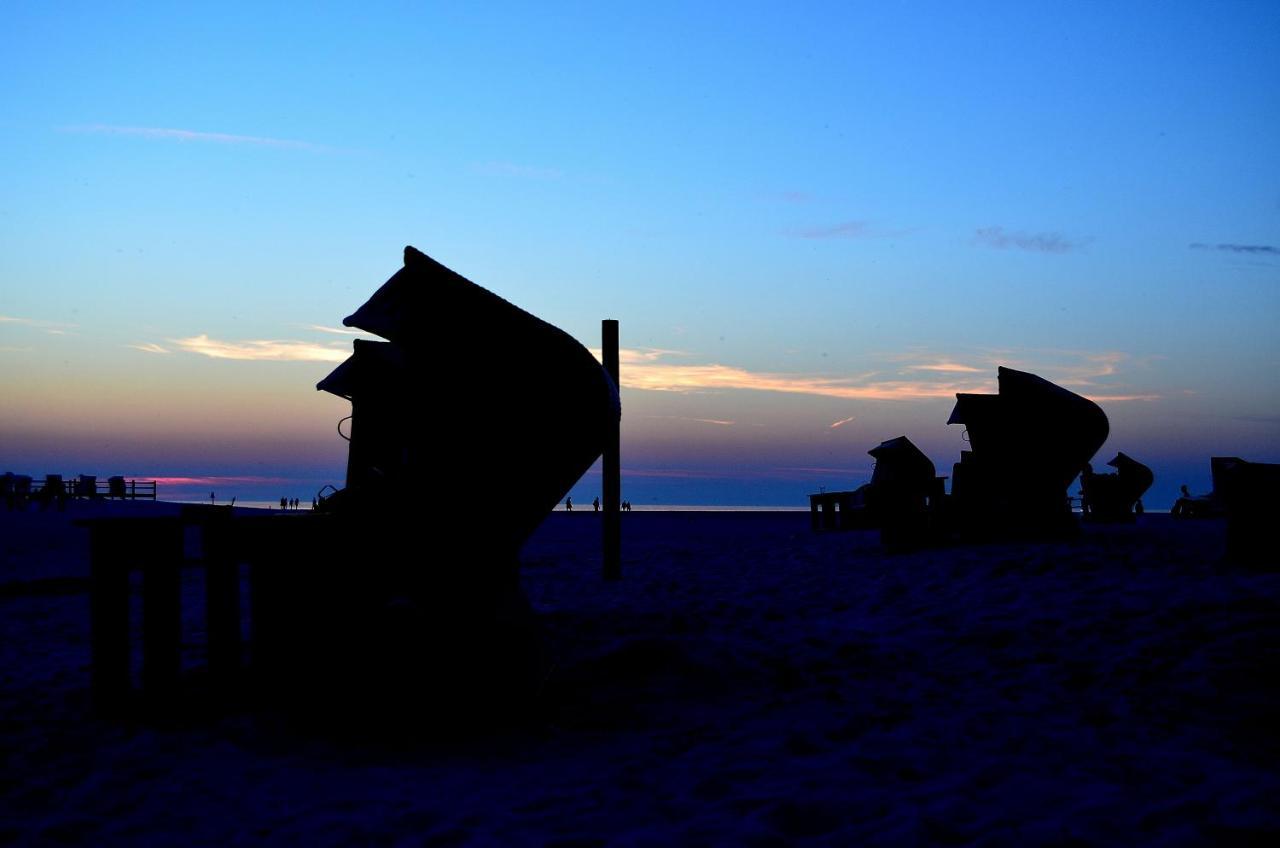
(19, 477, 157, 500)
(79, 509, 332, 713)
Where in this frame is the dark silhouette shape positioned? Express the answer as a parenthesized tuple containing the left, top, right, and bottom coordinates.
(947, 366, 1108, 538)
(1078, 463, 1094, 517)
(1079, 451, 1154, 523)
(593, 496, 600, 512)
(1171, 482, 1216, 518)
(866, 436, 937, 549)
(304, 245, 619, 717)
(317, 246, 618, 538)
(1171, 462, 1245, 520)
(808, 436, 939, 540)
(566, 496, 573, 511)
(1211, 457, 1280, 564)
(39, 474, 67, 511)
(75, 474, 97, 500)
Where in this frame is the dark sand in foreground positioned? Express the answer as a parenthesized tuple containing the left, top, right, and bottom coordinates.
(1, 504, 1277, 845)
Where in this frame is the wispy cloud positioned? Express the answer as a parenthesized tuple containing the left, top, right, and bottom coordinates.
(1081, 392, 1160, 402)
(127, 343, 169, 354)
(777, 466, 872, 476)
(588, 347, 689, 365)
(785, 221, 869, 240)
(904, 362, 984, 374)
(304, 324, 367, 336)
(932, 348, 1161, 402)
(1189, 242, 1279, 256)
(1, 313, 77, 331)
(171, 334, 348, 363)
(605, 347, 1161, 404)
(974, 226, 1079, 254)
(641, 415, 738, 427)
(828, 416, 856, 429)
(474, 160, 563, 180)
(1012, 350, 1126, 387)
(64, 124, 324, 150)
(606, 348, 979, 400)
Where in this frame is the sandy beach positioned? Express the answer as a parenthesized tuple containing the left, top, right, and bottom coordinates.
(1, 503, 1277, 845)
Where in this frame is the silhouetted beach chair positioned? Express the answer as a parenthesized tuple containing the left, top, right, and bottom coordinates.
(307, 246, 620, 710)
(1212, 457, 1280, 564)
(947, 367, 1108, 538)
(75, 474, 97, 499)
(1079, 452, 1154, 522)
(866, 436, 937, 549)
(38, 474, 67, 510)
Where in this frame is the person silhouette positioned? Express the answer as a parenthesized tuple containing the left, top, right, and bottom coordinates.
(1172, 484, 1193, 517)
(593, 496, 600, 512)
(1078, 464, 1094, 516)
(565, 496, 573, 512)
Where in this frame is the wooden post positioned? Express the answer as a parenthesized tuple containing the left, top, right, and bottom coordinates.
(141, 519, 183, 701)
(89, 522, 131, 713)
(248, 522, 287, 683)
(602, 319, 621, 580)
(203, 516, 241, 689)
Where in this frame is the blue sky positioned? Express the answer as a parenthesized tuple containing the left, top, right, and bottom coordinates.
(2, 1, 1278, 507)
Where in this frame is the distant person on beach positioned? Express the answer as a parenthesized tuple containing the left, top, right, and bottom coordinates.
(565, 497, 573, 511)
(209, 491, 215, 505)
(1172, 484, 1194, 517)
(593, 496, 600, 512)
(1078, 464, 1093, 517)
(280, 496, 288, 511)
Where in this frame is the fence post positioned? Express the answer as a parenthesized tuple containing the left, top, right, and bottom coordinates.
(89, 522, 131, 713)
(141, 518, 183, 702)
(602, 319, 621, 580)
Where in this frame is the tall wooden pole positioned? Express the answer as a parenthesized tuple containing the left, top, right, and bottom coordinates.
(603, 319, 621, 580)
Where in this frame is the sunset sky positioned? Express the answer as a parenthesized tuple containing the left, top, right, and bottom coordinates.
(3, 2, 1278, 507)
